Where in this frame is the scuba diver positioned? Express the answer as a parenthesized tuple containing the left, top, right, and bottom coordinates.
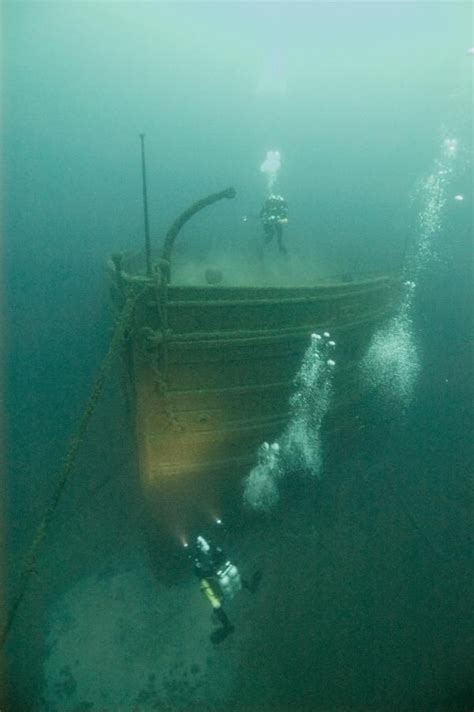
(259, 193, 289, 254)
(189, 524, 261, 644)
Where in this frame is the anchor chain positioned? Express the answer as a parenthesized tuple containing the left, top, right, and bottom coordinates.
(139, 326, 183, 433)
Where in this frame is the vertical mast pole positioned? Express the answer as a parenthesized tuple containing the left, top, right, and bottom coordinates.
(139, 133, 152, 277)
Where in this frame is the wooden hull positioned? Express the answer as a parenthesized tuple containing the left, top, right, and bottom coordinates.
(110, 268, 403, 543)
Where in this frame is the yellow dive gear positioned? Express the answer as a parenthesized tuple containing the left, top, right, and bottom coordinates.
(200, 578, 221, 609)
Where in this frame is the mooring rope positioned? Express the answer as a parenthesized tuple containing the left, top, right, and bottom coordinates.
(1, 290, 143, 648)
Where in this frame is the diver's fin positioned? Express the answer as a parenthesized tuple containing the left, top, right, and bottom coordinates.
(210, 625, 235, 644)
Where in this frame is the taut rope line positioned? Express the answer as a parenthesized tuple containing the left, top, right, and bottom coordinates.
(1, 290, 142, 648)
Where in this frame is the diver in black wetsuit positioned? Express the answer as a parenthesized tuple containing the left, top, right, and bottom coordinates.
(189, 527, 262, 644)
(193, 535, 239, 643)
(260, 194, 289, 254)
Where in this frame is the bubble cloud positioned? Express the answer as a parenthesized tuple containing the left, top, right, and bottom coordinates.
(260, 149, 281, 193)
(243, 334, 336, 511)
(361, 135, 460, 408)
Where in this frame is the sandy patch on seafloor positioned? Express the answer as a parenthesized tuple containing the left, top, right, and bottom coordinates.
(39, 564, 239, 711)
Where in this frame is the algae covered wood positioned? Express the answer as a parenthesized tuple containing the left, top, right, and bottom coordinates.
(109, 259, 402, 542)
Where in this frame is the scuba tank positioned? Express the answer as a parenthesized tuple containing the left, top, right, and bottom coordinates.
(216, 561, 242, 599)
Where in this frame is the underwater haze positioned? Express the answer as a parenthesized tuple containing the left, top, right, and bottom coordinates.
(2, 2, 473, 711)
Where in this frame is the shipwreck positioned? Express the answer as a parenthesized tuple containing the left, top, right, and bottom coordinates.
(108, 182, 403, 551)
